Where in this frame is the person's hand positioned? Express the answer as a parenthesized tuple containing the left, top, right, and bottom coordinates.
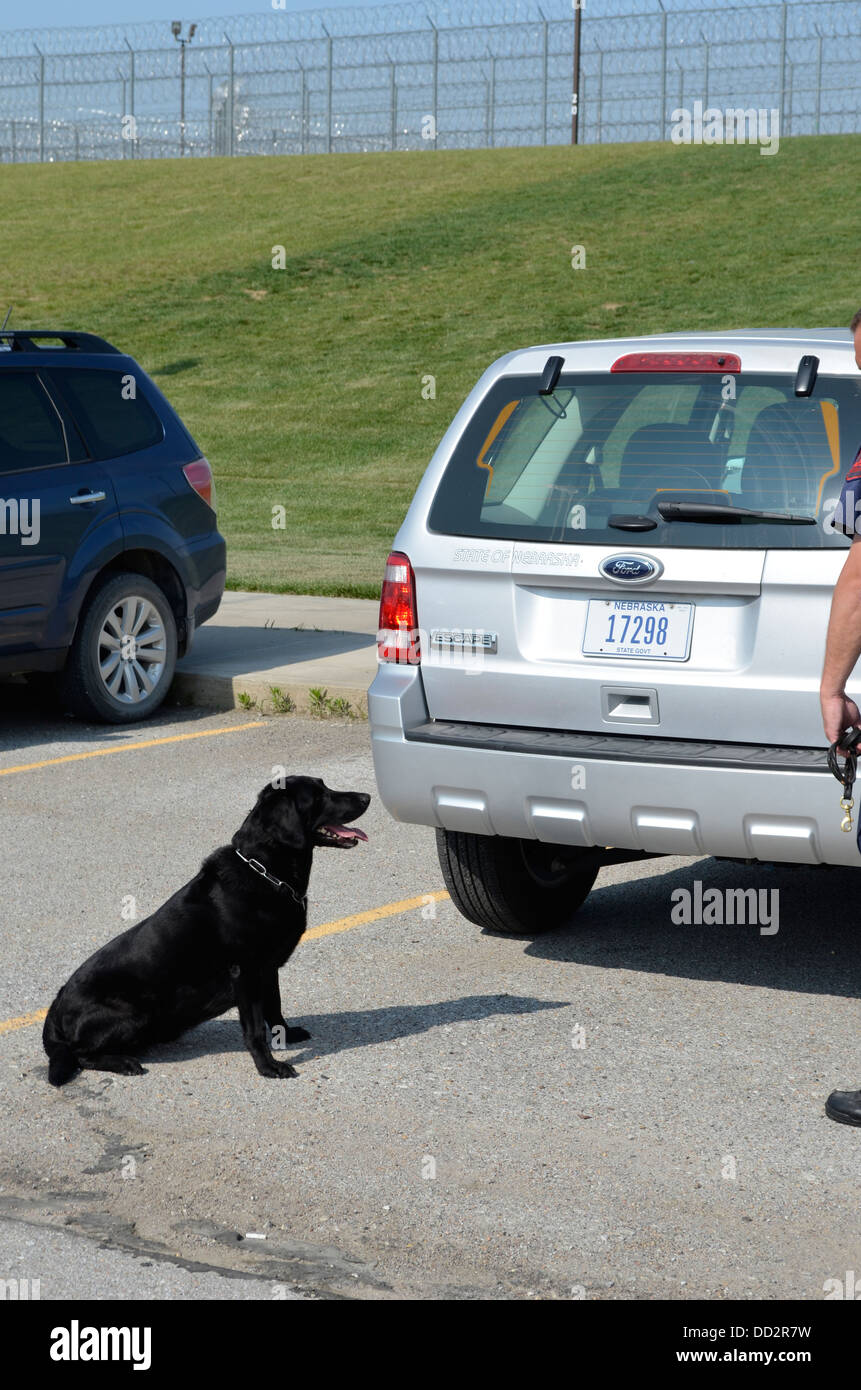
(821, 691, 861, 748)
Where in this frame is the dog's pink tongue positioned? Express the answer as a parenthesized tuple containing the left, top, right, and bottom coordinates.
(324, 824, 368, 842)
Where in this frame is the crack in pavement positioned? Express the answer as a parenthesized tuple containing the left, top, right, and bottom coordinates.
(0, 1193, 362, 1299)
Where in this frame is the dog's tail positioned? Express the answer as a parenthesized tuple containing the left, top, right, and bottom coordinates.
(43, 995, 80, 1087)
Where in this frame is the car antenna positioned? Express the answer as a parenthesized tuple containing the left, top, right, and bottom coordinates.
(0, 307, 11, 332)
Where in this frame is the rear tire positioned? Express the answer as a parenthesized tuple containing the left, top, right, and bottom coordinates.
(57, 572, 177, 724)
(436, 828, 599, 936)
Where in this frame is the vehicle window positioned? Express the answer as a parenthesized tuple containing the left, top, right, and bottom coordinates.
(482, 391, 578, 505)
(602, 384, 700, 486)
(46, 368, 163, 461)
(0, 372, 68, 473)
(428, 372, 861, 550)
(724, 384, 787, 459)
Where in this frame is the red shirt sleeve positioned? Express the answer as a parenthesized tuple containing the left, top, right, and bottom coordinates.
(833, 445, 861, 536)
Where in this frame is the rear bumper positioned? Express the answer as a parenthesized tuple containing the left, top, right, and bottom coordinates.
(192, 585, 224, 632)
(180, 533, 226, 654)
(368, 667, 861, 868)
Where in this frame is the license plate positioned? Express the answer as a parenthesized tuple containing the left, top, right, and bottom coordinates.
(582, 599, 693, 660)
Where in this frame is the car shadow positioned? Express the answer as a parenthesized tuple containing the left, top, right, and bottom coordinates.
(521, 856, 861, 999)
(0, 679, 224, 757)
(141, 994, 567, 1068)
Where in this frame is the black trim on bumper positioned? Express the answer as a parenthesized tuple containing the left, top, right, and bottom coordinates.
(194, 592, 223, 629)
(405, 719, 831, 774)
(0, 649, 66, 676)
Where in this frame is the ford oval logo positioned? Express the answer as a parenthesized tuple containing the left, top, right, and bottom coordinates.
(599, 554, 662, 584)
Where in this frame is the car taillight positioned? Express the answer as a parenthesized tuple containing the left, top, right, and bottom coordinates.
(182, 457, 215, 510)
(378, 551, 420, 664)
(611, 352, 742, 373)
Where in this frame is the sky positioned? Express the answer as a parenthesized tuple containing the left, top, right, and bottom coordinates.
(0, 0, 378, 32)
(0, 0, 721, 37)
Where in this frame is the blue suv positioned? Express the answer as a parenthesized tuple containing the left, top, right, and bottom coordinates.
(0, 330, 226, 723)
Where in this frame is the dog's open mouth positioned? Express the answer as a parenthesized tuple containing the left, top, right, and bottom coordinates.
(314, 824, 369, 849)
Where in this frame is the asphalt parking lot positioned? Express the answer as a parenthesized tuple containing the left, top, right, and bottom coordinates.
(1, 683, 860, 1301)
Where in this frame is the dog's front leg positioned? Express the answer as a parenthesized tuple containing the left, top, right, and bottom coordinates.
(263, 970, 311, 1045)
(230, 965, 297, 1078)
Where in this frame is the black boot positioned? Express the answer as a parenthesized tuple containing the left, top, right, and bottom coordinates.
(825, 1090, 861, 1126)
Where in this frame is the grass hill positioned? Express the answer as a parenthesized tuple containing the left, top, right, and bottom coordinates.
(2, 135, 859, 596)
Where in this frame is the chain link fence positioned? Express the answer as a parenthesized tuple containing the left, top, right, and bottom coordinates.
(0, 0, 858, 163)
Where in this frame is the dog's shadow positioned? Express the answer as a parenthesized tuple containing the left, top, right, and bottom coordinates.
(144, 993, 564, 1069)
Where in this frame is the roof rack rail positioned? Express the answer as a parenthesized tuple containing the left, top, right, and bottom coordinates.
(0, 330, 120, 354)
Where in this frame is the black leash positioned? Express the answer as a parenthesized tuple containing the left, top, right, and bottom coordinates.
(827, 726, 861, 832)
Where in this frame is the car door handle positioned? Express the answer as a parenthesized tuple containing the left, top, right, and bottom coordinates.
(69, 490, 107, 505)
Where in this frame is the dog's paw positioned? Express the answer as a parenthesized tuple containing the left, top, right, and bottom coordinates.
(281, 1025, 311, 1043)
(102, 1056, 145, 1075)
(258, 1059, 299, 1079)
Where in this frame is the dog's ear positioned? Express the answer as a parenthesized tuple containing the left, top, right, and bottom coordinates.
(270, 779, 319, 849)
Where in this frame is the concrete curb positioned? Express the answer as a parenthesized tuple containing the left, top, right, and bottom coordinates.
(170, 670, 370, 716)
(169, 591, 379, 716)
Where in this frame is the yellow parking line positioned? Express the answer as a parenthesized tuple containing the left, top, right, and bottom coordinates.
(0, 1007, 48, 1036)
(305, 890, 449, 940)
(0, 890, 450, 1037)
(0, 721, 266, 777)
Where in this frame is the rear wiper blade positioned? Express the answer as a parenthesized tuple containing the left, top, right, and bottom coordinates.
(657, 501, 816, 526)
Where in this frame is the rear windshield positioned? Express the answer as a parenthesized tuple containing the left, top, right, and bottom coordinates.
(428, 371, 861, 549)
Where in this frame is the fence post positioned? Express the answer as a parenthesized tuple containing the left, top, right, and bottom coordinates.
(571, 0, 582, 143)
(429, 19, 439, 147)
(596, 45, 603, 143)
(703, 40, 710, 108)
(34, 45, 44, 163)
(488, 53, 496, 148)
(179, 39, 187, 157)
(660, 7, 667, 139)
(389, 60, 397, 151)
(119, 69, 127, 158)
(814, 30, 822, 135)
(224, 34, 235, 156)
(205, 65, 213, 155)
(10, 120, 15, 163)
(300, 64, 307, 154)
(778, 1, 787, 124)
(125, 39, 136, 158)
(484, 75, 491, 147)
(321, 24, 333, 153)
(541, 17, 548, 146)
(785, 59, 792, 137)
(327, 35, 333, 152)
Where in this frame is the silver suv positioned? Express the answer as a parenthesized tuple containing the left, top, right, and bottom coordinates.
(369, 329, 861, 934)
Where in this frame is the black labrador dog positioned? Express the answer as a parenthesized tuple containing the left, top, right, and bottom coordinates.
(43, 776, 370, 1085)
